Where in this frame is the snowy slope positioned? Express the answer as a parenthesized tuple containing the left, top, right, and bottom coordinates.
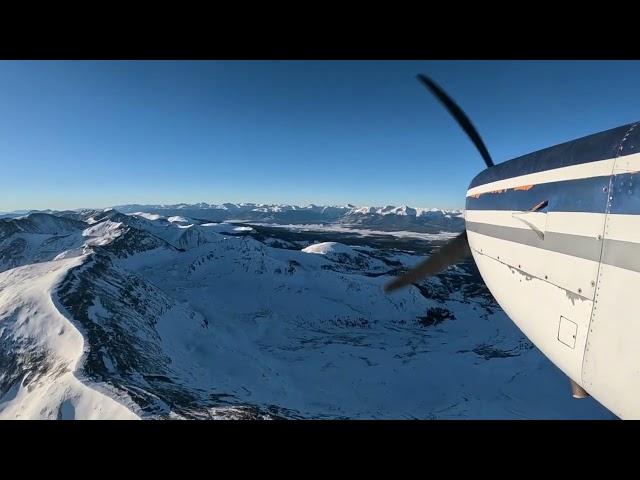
(105, 232, 611, 419)
(0, 257, 138, 419)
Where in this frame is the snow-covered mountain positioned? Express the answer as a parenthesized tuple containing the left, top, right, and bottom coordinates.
(0, 210, 613, 419)
(0, 214, 89, 272)
(112, 203, 465, 233)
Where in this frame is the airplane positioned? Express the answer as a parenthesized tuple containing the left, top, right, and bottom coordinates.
(384, 74, 640, 420)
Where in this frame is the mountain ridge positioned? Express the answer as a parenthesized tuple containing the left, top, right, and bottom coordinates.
(112, 203, 466, 234)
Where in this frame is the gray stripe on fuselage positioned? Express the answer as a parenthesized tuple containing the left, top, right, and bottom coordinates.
(466, 221, 640, 273)
(601, 238, 640, 273)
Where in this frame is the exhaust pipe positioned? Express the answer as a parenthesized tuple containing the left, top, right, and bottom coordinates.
(570, 378, 590, 399)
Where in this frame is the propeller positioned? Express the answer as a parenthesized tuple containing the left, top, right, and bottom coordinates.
(384, 232, 471, 293)
(384, 75, 493, 294)
(415, 74, 494, 169)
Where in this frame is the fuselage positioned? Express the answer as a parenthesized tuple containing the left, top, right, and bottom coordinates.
(465, 121, 640, 419)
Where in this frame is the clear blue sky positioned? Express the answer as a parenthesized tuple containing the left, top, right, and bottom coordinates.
(2, 60, 640, 212)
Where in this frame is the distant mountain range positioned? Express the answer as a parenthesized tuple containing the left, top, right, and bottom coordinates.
(1, 203, 465, 233)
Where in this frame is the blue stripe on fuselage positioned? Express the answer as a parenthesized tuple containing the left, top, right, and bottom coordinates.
(468, 122, 640, 190)
(466, 171, 640, 215)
